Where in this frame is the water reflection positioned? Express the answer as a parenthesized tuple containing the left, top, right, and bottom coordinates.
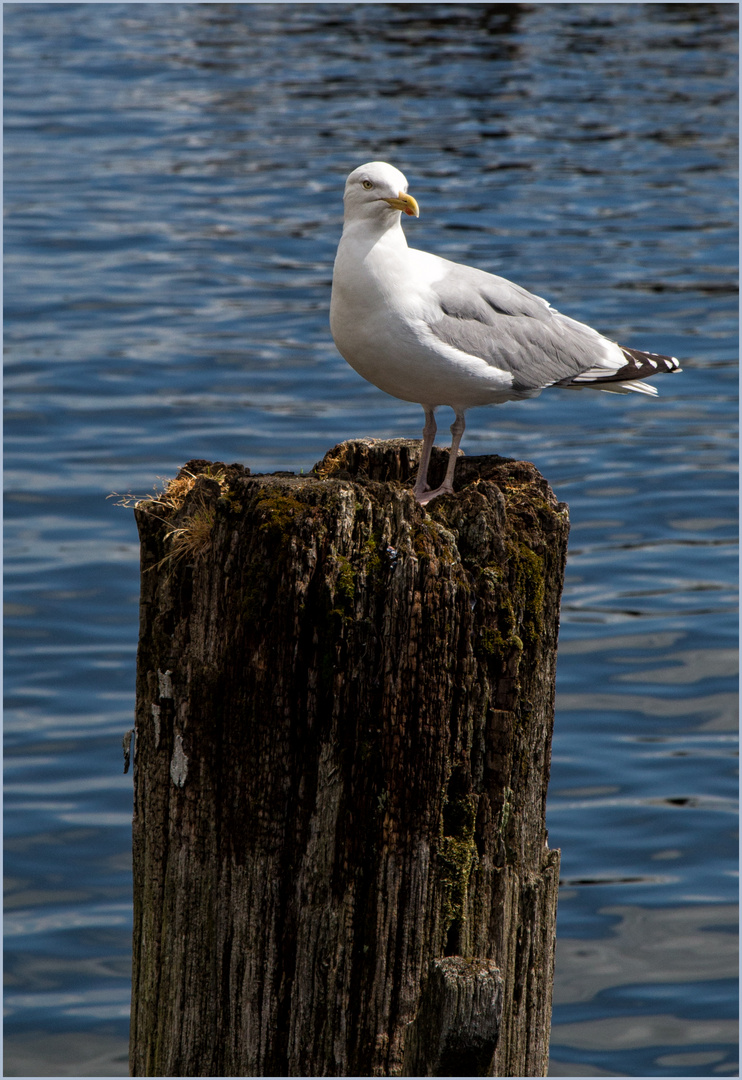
(555, 903, 737, 1005)
(550, 905, 738, 1074)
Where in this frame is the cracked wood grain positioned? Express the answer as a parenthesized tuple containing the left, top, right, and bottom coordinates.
(129, 439, 568, 1077)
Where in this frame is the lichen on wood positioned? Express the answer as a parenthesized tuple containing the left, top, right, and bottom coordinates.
(129, 439, 568, 1077)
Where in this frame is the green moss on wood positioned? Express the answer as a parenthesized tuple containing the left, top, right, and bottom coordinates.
(477, 626, 504, 657)
(335, 555, 355, 604)
(254, 489, 306, 545)
(438, 787, 478, 943)
(497, 787, 516, 863)
(513, 541, 545, 648)
(362, 537, 383, 577)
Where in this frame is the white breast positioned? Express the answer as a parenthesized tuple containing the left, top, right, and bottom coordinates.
(331, 235, 515, 409)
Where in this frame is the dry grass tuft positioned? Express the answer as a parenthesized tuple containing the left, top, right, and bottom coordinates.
(110, 467, 232, 568)
(162, 494, 216, 566)
(110, 467, 228, 512)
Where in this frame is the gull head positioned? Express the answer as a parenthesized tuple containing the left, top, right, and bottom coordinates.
(343, 161, 420, 222)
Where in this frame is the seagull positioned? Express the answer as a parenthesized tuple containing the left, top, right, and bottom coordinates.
(330, 161, 681, 505)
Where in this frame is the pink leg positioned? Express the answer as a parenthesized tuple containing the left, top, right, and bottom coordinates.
(417, 410, 466, 506)
(412, 406, 437, 501)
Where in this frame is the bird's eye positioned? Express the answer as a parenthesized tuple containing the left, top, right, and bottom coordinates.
(362, 180, 374, 190)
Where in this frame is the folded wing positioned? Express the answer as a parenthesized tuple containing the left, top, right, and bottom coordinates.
(426, 260, 680, 397)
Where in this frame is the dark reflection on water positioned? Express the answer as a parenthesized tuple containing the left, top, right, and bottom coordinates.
(4, 4, 737, 1076)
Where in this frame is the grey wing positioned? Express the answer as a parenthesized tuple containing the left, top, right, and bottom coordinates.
(427, 261, 616, 392)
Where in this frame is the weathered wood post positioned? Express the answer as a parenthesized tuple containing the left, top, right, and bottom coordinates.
(129, 439, 568, 1077)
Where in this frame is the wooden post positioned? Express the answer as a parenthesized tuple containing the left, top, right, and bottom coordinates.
(129, 439, 568, 1077)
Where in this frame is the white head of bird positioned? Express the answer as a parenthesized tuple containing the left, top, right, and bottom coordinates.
(342, 161, 420, 224)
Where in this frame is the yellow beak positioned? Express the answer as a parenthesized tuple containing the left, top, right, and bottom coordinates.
(383, 191, 420, 217)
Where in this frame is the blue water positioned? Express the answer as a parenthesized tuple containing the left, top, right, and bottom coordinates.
(4, 4, 737, 1077)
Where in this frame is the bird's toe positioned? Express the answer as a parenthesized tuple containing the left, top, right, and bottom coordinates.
(416, 484, 455, 506)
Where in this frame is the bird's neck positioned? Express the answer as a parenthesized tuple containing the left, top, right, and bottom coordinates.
(341, 213, 409, 257)
(334, 216, 412, 304)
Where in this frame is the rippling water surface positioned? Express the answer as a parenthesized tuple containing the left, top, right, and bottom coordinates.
(4, 4, 738, 1076)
